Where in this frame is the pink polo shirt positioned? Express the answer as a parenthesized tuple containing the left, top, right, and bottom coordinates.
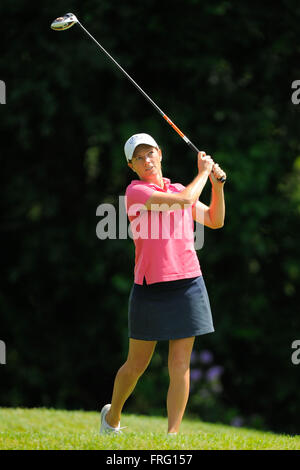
(125, 177, 202, 285)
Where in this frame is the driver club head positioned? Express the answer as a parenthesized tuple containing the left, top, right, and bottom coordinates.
(51, 13, 78, 31)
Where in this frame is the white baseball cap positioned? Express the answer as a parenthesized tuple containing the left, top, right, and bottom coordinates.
(124, 133, 159, 162)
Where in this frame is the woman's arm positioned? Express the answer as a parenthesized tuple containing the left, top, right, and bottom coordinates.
(192, 188, 225, 229)
(192, 164, 226, 229)
(144, 152, 214, 210)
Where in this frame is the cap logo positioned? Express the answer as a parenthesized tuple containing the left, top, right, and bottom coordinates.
(128, 136, 137, 145)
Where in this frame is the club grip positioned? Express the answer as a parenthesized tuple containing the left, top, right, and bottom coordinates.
(186, 141, 226, 183)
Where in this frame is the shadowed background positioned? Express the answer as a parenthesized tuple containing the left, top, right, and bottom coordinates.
(1, 0, 300, 434)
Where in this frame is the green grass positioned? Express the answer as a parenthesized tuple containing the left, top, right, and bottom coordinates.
(0, 407, 299, 450)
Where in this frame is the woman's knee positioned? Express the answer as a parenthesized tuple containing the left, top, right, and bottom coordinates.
(168, 337, 195, 377)
(122, 357, 150, 378)
(124, 339, 156, 378)
(168, 356, 190, 378)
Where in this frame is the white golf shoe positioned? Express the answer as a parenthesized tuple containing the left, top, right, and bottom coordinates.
(99, 404, 124, 435)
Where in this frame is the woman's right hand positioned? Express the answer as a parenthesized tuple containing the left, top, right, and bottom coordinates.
(197, 151, 214, 175)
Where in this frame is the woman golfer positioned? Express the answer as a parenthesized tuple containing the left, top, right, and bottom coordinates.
(100, 133, 226, 435)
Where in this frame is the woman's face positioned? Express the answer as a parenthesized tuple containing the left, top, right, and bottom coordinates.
(128, 144, 162, 182)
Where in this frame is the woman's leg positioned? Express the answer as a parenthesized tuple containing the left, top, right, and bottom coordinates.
(167, 336, 195, 433)
(106, 338, 157, 427)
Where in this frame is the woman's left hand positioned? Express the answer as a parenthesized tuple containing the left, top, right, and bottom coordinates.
(210, 163, 226, 185)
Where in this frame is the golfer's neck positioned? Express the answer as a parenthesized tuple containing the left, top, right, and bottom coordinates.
(142, 174, 164, 188)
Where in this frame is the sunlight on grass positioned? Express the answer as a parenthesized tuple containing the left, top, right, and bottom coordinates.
(0, 408, 299, 450)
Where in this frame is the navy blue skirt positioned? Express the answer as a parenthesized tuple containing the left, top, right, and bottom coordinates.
(128, 276, 214, 341)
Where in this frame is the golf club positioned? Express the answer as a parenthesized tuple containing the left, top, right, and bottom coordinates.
(51, 13, 226, 182)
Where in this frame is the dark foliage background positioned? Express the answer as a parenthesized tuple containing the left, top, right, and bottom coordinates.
(1, 0, 300, 434)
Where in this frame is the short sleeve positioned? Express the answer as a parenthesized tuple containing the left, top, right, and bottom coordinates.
(125, 184, 156, 214)
(173, 183, 196, 209)
(173, 183, 186, 191)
